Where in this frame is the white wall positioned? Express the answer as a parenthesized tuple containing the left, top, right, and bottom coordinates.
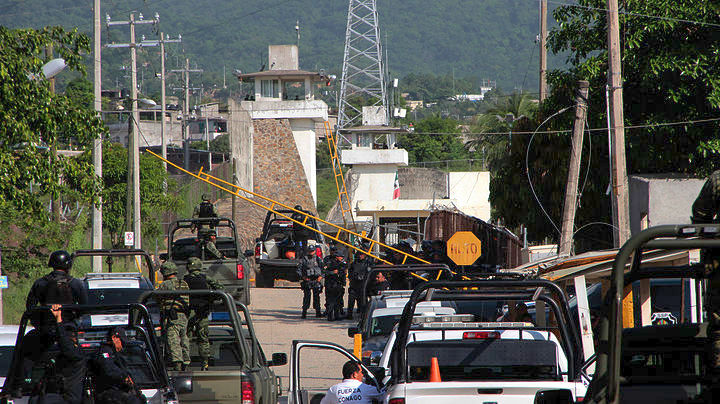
(448, 172, 491, 220)
(290, 118, 318, 205)
(351, 164, 398, 219)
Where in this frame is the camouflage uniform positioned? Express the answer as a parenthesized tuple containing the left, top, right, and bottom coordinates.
(692, 170, 720, 372)
(198, 229, 224, 260)
(184, 257, 223, 370)
(156, 262, 190, 370)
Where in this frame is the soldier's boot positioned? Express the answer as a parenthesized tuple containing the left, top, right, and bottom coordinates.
(172, 361, 183, 371)
(316, 309, 322, 318)
(200, 358, 209, 371)
(182, 362, 189, 371)
(301, 309, 307, 319)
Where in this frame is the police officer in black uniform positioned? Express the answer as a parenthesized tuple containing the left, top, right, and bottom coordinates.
(29, 304, 87, 404)
(347, 250, 373, 319)
(298, 246, 323, 319)
(323, 247, 346, 321)
(94, 327, 143, 404)
(26, 250, 88, 311)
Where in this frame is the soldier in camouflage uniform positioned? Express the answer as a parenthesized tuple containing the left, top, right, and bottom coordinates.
(184, 257, 223, 370)
(692, 170, 720, 378)
(198, 229, 225, 260)
(156, 262, 190, 371)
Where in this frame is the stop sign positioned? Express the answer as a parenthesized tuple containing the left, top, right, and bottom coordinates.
(446, 231, 482, 266)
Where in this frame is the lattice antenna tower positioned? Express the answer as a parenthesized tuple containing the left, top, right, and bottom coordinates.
(337, 0, 389, 133)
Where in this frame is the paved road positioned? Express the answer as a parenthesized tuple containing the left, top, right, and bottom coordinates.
(249, 286, 357, 401)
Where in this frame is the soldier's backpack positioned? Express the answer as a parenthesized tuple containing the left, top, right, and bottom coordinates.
(43, 271, 75, 305)
(198, 201, 217, 218)
(184, 273, 210, 309)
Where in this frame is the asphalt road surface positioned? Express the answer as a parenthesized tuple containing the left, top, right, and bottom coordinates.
(249, 286, 358, 402)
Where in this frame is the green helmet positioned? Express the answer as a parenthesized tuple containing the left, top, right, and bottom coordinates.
(187, 257, 203, 272)
(160, 262, 177, 276)
(201, 194, 211, 201)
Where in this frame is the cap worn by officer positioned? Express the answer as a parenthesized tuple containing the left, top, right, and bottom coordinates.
(330, 246, 338, 253)
(160, 262, 178, 276)
(306, 246, 317, 254)
(188, 257, 203, 272)
(49, 250, 73, 271)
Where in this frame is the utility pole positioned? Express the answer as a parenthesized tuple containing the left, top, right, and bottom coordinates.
(142, 33, 182, 171)
(171, 59, 203, 170)
(539, 0, 548, 101)
(106, 12, 159, 250)
(92, 0, 103, 272)
(559, 80, 589, 256)
(606, 0, 630, 246)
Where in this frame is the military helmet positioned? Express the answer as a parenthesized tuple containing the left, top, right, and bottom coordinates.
(160, 262, 178, 276)
(201, 193, 211, 201)
(48, 250, 73, 271)
(188, 257, 203, 271)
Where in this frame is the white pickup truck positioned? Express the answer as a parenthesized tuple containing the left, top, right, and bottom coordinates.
(381, 279, 590, 404)
(380, 319, 587, 404)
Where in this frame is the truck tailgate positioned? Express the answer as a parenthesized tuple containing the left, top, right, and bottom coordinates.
(396, 381, 578, 404)
(169, 369, 245, 403)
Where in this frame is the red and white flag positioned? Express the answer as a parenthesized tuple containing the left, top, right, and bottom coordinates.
(392, 171, 400, 199)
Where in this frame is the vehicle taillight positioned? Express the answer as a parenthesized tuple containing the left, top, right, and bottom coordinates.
(389, 399, 405, 404)
(237, 264, 245, 280)
(241, 381, 254, 404)
(463, 331, 500, 339)
(254, 244, 261, 258)
(316, 246, 322, 258)
(576, 397, 584, 402)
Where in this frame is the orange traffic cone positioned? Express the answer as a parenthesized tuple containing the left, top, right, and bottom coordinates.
(429, 357, 442, 382)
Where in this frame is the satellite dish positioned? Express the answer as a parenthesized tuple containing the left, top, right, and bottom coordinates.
(42, 58, 66, 79)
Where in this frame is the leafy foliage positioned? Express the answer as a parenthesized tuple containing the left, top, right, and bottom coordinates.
(90, 143, 182, 248)
(398, 116, 470, 164)
(0, 27, 106, 215)
(489, 0, 720, 249)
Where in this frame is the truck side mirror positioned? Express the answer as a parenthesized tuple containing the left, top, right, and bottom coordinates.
(347, 326, 359, 338)
(368, 366, 385, 383)
(159, 253, 169, 261)
(268, 352, 287, 367)
(244, 250, 254, 257)
(171, 376, 193, 394)
(533, 389, 573, 404)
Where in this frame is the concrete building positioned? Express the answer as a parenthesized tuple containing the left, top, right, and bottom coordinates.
(629, 173, 705, 234)
(229, 45, 330, 210)
(332, 109, 491, 246)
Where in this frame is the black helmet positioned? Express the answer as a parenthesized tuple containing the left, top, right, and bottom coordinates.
(48, 250, 72, 271)
(202, 194, 211, 201)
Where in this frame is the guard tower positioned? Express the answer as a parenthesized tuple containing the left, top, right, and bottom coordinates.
(231, 45, 329, 209)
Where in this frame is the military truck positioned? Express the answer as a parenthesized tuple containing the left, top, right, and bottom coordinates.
(254, 210, 328, 288)
(143, 290, 286, 404)
(164, 218, 253, 305)
(584, 224, 712, 404)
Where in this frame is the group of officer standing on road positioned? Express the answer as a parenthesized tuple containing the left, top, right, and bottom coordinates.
(297, 244, 385, 321)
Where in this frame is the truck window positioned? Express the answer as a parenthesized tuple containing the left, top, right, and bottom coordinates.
(406, 340, 559, 381)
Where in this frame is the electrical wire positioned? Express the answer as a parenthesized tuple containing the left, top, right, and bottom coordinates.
(526, 106, 573, 236)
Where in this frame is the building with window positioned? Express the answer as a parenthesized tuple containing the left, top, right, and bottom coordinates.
(229, 45, 330, 211)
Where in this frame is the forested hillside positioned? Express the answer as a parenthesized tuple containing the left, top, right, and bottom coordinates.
(0, 0, 561, 92)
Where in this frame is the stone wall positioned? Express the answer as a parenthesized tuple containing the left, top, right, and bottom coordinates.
(398, 167, 447, 199)
(252, 118, 317, 215)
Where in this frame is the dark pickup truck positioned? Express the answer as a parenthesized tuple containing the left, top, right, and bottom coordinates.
(164, 218, 253, 305)
(254, 210, 328, 288)
(584, 224, 714, 404)
(143, 290, 286, 404)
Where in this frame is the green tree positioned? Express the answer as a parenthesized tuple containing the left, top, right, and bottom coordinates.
(64, 76, 93, 109)
(96, 143, 182, 248)
(0, 26, 105, 215)
(397, 116, 470, 167)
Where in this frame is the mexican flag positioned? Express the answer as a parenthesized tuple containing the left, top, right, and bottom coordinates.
(393, 171, 400, 199)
